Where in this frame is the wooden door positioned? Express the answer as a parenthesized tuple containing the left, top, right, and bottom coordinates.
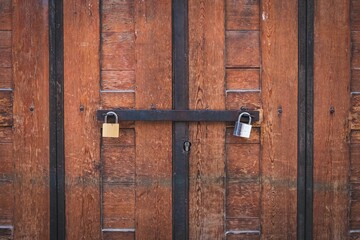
(0, 0, 354, 240)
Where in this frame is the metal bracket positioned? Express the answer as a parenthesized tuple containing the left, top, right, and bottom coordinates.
(96, 109, 259, 122)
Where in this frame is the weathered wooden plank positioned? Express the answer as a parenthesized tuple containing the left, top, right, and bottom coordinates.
(134, 1, 172, 239)
(353, 42, 360, 69)
(352, 31, 360, 43)
(226, 92, 261, 110)
(351, 144, 360, 182)
(0, 48, 11, 68)
(352, 131, 360, 143)
(189, 1, 225, 239)
(260, 0, 298, 238)
(0, 182, 13, 225)
(225, 0, 259, 31)
(352, 95, 360, 130)
(226, 127, 260, 144)
(226, 218, 260, 231)
(313, 0, 350, 238)
(0, 91, 12, 126)
(63, 0, 101, 238)
(101, 92, 135, 109)
(226, 31, 260, 67)
(0, 143, 12, 179)
(0, 31, 10, 47)
(0, 0, 11, 30)
(12, 1, 49, 238)
(102, 146, 135, 184)
(101, 70, 135, 90)
(226, 182, 260, 218)
(101, 32, 135, 71)
(352, 69, 360, 92)
(226, 233, 260, 240)
(226, 69, 260, 90)
(226, 144, 260, 180)
(0, 68, 12, 89)
(102, 184, 135, 229)
(102, 231, 134, 240)
(101, 0, 134, 33)
(0, 127, 11, 143)
(352, 0, 360, 31)
(102, 128, 135, 146)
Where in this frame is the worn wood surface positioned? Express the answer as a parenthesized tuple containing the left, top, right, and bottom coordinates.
(350, 1, 359, 238)
(189, 1, 225, 238)
(260, 0, 298, 238)
(313, 0, 350, 239)
(225, 0, 259, 31)
(226, 31, 260, 68)
(0, 128, 13, 227)
(63, 0, 101, 238)
(0, 91, 12, 126)
(12, 1, 49, 238)
(134, 0, 172, 239)
(0, 0, 11, 30)
(226, 69, 260, 90)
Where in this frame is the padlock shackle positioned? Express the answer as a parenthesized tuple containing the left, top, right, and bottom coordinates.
(104, 111, 119, 123)
(237, 112, 252, 125)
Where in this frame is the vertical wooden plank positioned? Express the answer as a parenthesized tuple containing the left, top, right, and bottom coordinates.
(134, 1, 172, 239)
(313, 0, 350, 239)
(12, 1, 49, 238)
(63, 0, 101, 239)
(188, 1, 225, 239)
(260, 0, 298, 238)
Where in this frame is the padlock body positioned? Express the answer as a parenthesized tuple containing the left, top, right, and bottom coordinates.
(102, 123, 119, 138)
(233, 122, 252, 138)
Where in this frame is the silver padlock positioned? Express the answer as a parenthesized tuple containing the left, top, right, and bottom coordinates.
(233, 112, 252, 138)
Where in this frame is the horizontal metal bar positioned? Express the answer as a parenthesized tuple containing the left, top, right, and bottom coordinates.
(97, 110, 259, 122)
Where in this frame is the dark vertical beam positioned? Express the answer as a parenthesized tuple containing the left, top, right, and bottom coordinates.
(305, 0, 314, 238)
(172, 1, 189, 239)
(298, 0, 314, 239)
(49, 0, 65, 239)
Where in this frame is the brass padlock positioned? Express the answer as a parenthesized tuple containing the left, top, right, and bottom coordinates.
(102, 111, 119, 138)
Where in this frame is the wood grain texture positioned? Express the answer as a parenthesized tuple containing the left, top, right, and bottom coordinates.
(0, 68, 12, 89)
(101, 32, 135, 71)
(260, 0, 298, 238)
(352, 69, 360, 92)
(101, 0, 134, 33)
(352, 94, 360, 130)
(101, 92, 135, 109)
(102, 232, 134, 240)
(226, 31, 260, 67)
(351, 182, 360, 229)
(0, 0, 11, 30)
(63, 0, 101, 238)
(102, 184, 135, 228)
(226, 233, 260, 240)
(313, 0, 350, 238)
(226, 92, 261, 110)
(226, 69, 260, 90)
(12, 1, 49, 238)
(226, 218, 260, 231)
(352, 0, 360, 31)
(189, 0, 225, 238)
(134, 1, 172, 239)
(0, 31, 10, 47)
(101, 70, 135, 90)
(225, 0, 259, 31)
(0, 48, 11, 68)
(0, 91, 12, 126)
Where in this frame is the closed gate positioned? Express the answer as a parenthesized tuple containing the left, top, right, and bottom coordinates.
(0, 0, 355, 239)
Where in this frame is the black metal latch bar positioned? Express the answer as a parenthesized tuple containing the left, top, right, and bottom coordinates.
(96, 109, 259, 122)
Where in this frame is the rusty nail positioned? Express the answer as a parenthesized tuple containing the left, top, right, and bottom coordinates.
(329, 106, 335, 114)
